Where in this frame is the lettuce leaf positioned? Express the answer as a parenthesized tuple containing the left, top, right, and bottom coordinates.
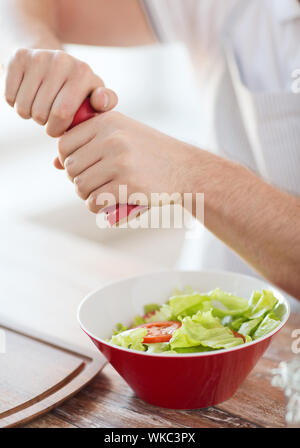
(253, 314, 280, 339)
(238, 317, 262, 337)
(133, 315, 145, 326)
(145, 342, 172, 354)
(168, 293, 211, 318)
(143, 303, 160, 314)
(210, 288, 249, 317)
(144, 304, 173, 322)
(247, 289, 278, 319)
(248, 290, 262, 307)
(112, 322, 128, 335)
(230, 316, 247, 331)
(269, 302, 287, 321)
(111, 327, 147, 351)
(174, 345, 215, 353)
(170, 310, 244, 350)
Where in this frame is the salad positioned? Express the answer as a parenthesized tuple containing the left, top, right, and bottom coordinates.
(109, 287, 286, 354)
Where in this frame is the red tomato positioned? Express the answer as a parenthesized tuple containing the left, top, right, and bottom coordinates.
(232, 330, 246, 343)
(138, 321, 181, 343)
(143, 310, 156, 320)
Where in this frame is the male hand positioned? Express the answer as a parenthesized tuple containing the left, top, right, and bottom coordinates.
(4, 48, 118, 137)
(56, 111, 200, 213)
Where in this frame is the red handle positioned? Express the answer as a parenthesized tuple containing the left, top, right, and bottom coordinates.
(71, 98, 140, 226)
(68, 98, 97, 130)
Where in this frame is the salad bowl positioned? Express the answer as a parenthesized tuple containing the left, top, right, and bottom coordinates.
(78, 270, 290, 409)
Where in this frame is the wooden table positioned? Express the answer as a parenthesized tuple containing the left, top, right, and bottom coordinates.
(0, 217, 299, 428)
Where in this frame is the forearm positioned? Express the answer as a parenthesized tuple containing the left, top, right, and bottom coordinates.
(0, 0, 62, 65)
(192, 151, 300, 298)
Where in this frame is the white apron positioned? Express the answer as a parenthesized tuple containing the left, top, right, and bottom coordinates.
(177, 2, 300, 311)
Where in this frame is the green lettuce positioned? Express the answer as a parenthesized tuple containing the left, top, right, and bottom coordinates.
(143, 303, 160, 314)
(210, 288, 249, 317)
(145, 342, 172, 354)
(109, 287, 285, 354)
(253, 314, 280, 339)
(144, 303, 173, 322)
(238, 318, 262, 337)
(170, 311, 244, 350)
(133, 315, 145, 326)
(112, 322, 128, 335)
(247, 289, 278, 319)
(174, 345, 214, 353)
(111, 327, 147, 351)
(168, 292, 212, 318)
(248, 290, 262, 307)
(230, 317, 247, 331)
(269, 302, 287, 321)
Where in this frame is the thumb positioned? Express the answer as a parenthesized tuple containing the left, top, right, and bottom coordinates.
(90, 86, 118, 112)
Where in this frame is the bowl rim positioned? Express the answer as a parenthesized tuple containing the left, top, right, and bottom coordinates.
(77, 269, 291, 358)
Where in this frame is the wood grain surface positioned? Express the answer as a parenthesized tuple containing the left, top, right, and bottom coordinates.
(0, 324, 106, 428)
(22, 313, 300, 428)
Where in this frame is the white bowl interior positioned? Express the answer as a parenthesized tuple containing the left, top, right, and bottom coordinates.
(78, 270, 290, 343)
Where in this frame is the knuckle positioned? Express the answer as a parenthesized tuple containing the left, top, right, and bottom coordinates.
(53, 50, 72, 67)
(58, 137, 68, 159)
(74, 177, 87, 199)
(13, 48, 28, 61)
(4, 91, 14, 107)
(16, 104, 31, 119)
(53, 50, 67, 60)
(46, 125, 61, 138)
(115, 151, 129, 170)
(52, 103, 73, 122)
(31, 50, 47, 63)
(31, 108, 47, 125)
(105, 130, 125, 147)
(64, 157, 75, 177)
(76, 61, 91, 77)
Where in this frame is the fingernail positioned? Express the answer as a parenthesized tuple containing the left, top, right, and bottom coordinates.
(103, 92, 109, 109)
(65, 157, 73, 167)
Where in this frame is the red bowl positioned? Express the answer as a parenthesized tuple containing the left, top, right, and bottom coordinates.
(78, 270, 290, 409)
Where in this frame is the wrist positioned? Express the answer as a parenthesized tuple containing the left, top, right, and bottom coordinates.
(28, 25, 63, 50)
(1, 28, 62, 70)
(187, 148, 244, 220)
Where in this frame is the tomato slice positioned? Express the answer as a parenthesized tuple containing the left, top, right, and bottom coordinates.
(138, 321, 181, 343)
(232, 330, 246, 343)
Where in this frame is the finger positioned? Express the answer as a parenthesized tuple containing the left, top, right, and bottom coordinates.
(46, 74, 104, 138)
(90, 87, 118, 112)
(57, 120, 97, 166)
(14, 63, 47, 119)
(73, 160, 114, 200)
(31, 65, 70, 126)
(85, 183, 119, 214)
(57, 110, 120, 167)
(4, 49, 26, 107)
(64, 138, 104, 180)
(53, 157, 64, 169)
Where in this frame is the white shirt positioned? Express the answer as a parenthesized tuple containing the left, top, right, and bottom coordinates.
(142, 0, 300, 92)
(141, 0, 300, 309)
